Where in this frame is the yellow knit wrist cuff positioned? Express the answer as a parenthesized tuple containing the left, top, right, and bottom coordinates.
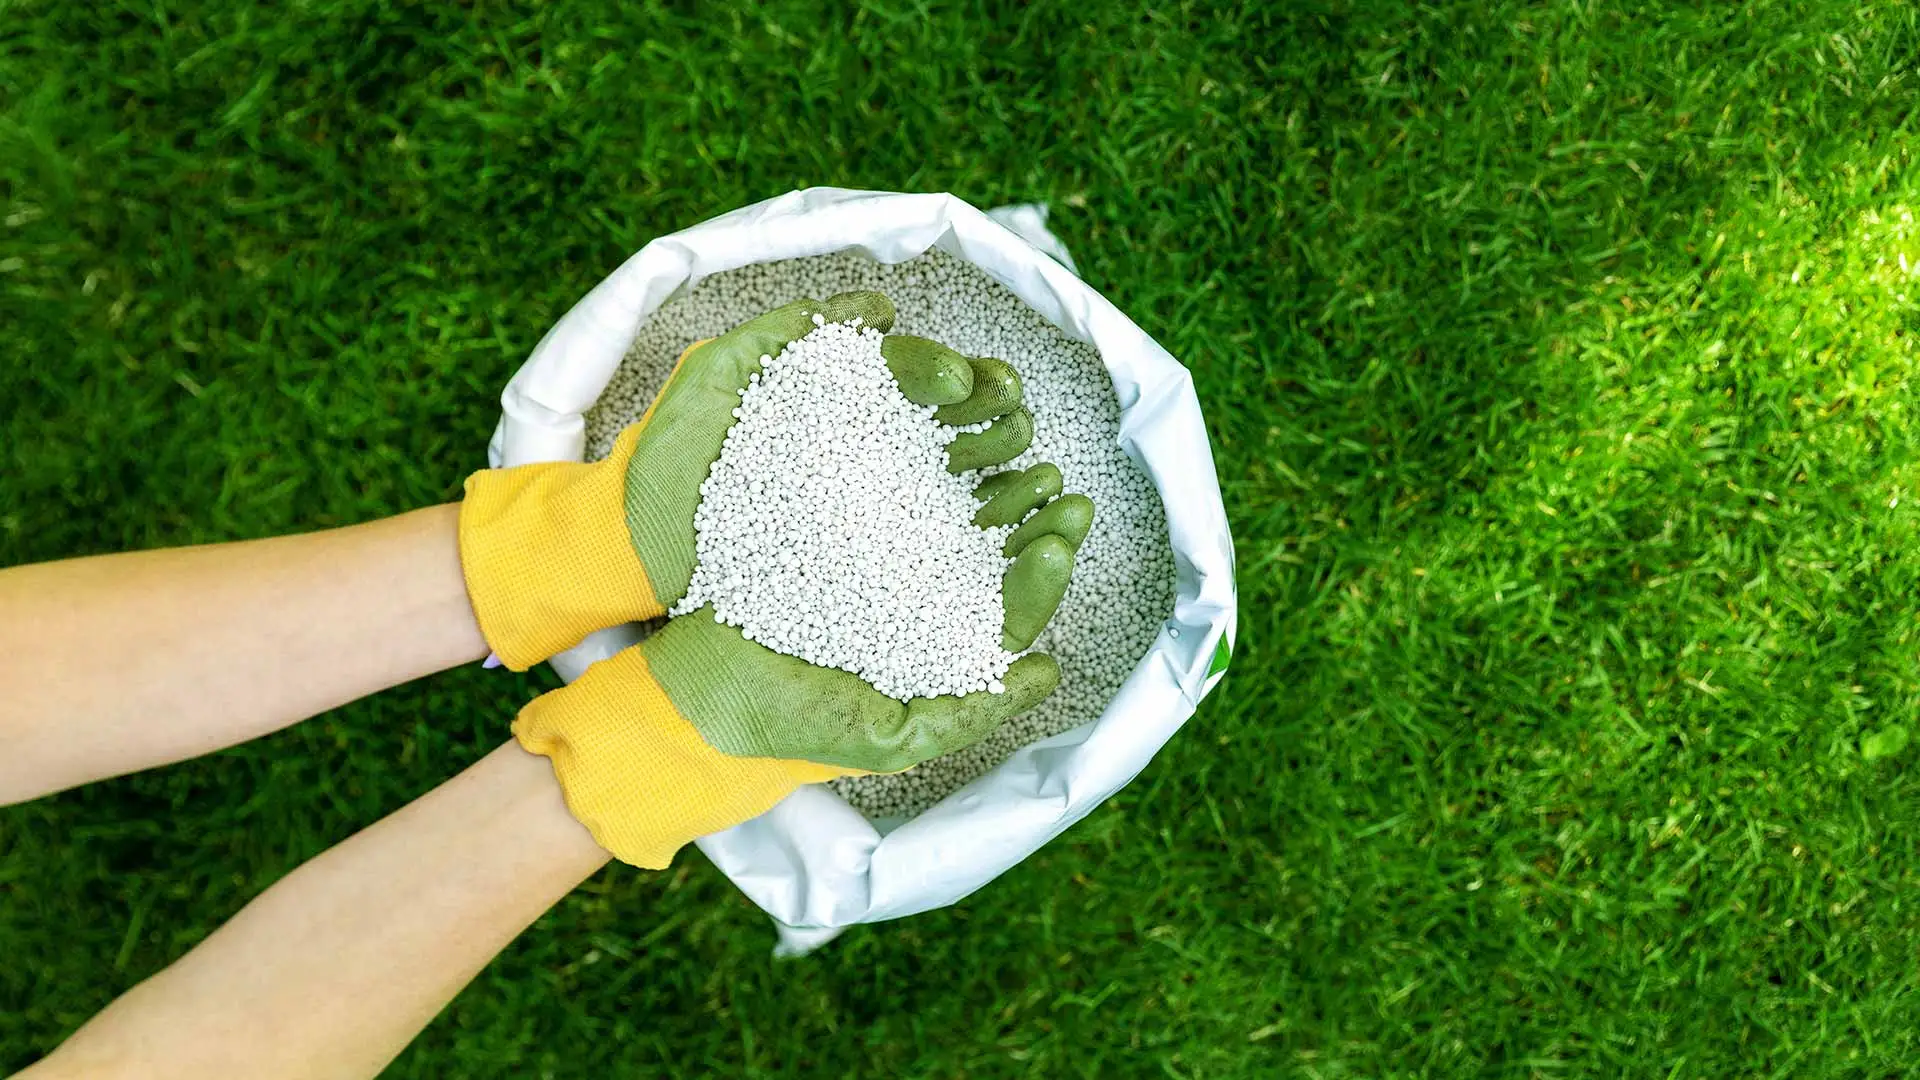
(512, 649, 842, 868)
(458, 428, 665, 671)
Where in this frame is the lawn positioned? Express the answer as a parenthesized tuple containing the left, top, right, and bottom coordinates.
(5, 0, 1920, 1076)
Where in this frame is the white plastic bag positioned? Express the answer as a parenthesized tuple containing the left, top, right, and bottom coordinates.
(487, 188, 1236, 954)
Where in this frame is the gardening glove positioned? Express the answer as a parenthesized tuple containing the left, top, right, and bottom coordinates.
(502, 294, 1097, 867)
(458, 290, 1085, 667)
(514, 614, 1061, 867)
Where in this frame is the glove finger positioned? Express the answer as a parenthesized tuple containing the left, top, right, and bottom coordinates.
(934, 358, 1023, 425)
(1001, 534, 1075, 651)
(947, 406, 1034, 473)
(645, 607, 912, 770)
(972, 470, 1028, 504)
(644, 606, 1053, 775)
(1004, 493, 1094, 556)
(973, 463, 1063, 527)
(816, 291, 897, 333)
(880, 336, 975, 406)
(894, 653, 1062, 761)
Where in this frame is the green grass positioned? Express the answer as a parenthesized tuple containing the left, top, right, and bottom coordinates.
(5, 0, 1920, 1075)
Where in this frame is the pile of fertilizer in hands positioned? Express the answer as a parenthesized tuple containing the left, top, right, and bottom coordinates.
(671, 314, 1018, 701)
(585, 250, 1176, 819)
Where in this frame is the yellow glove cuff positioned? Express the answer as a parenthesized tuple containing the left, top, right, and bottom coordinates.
(512, 648, 846, 869)
(458, 426, 666, 671)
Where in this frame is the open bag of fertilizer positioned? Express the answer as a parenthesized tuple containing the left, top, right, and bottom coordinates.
(486, 188, 1235, 954)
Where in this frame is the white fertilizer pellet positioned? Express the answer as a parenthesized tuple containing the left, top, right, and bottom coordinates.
(585, 250, 1176, 819)
(672, 318, 1016, 701)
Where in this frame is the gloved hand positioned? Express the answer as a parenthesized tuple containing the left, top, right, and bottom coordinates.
(466, 291, 1097, 867)
(512, 612, 1063, 867)
(457, 290, 1081, 667)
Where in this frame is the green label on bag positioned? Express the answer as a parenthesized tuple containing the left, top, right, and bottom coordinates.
(1205, 635, 1231, 687)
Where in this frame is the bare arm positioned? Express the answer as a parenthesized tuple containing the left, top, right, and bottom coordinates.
(16, 741, 612, 1080)
(0, 505, 489, 804)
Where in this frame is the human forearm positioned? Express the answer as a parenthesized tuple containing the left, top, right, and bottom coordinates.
(0, 504, 488, 803)
(20, 741, 609, 1080)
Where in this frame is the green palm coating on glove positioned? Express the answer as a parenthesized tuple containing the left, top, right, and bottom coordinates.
(880, 336, 976, 405)
(623, 291, 899, 604)
(935, 358, 1023, 425)
(645, 607, 1063, 772)
(886, 339, 1092, 661)
(973, 463, 1063, 527)
(948, 407, 1035, 473)
(972, 470, 1029, 505)
(1005, 493, 1094, 556)
(971, 464, 1095, 650)
(1001, 535, 1076, 651)
(922, 356, 1032, 473)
